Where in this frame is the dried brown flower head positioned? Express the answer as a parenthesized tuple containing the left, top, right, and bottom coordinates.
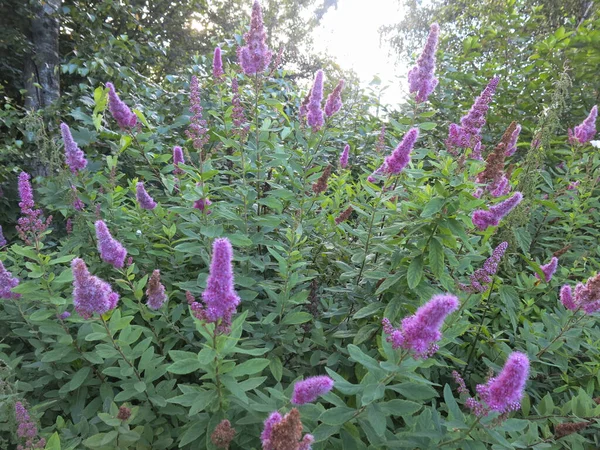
(554, 421, 589, 438)
(117, 406, 131, 421)
(312, 166, 332, 194)
(335, 206, 354, 225)
(211, 419, 236, 449)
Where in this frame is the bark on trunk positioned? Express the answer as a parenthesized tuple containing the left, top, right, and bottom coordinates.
(23, 0, 61, 110)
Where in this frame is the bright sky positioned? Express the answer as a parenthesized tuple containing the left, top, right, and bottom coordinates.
(312, 0, 408, 106)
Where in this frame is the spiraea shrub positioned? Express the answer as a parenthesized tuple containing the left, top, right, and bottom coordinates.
(1, 2, 600, 449)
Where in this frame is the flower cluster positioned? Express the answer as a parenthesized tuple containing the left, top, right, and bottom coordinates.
(72, 258, 119, 319)
(407, 23, 440, 103)
(382, 294, 459, 358)
(237, 0, 272, 75)
(0, 260, 20, 299)
(146, 269, 167, 310)
(213, 47, 224, 80)
(211, 419, 236, 449)
(136, 182, 157, 210)
(312, 165, 332, 194)
(324, 79, 345, 117)
(504, 123, 521, 157)
(60, 123, 87, 173)
(231, 78, 249, 138)
(0, 225, 6, 247)
(191, 238, 240, 331)
(535, 256, 558, 282)
(306, 70, 325, 131)
(186, 75, 210, 151)
(95, 220, 127, 269)
(261, 409, 314, 450)
(560, 273, 600, 314)
(370, 128, 419, 180)
(172, 146, 185, 175)
(71, 186, 84, 211)
(16, 172, 52, 245)
(568, 105, 597, 145)
(472, 192, 523, 231)
(291, 376, 334, 405)
(474, 122, 516, 198)
(335, 206, 353, 225)
(446, 77, 500, 152)
(459, 242, 508, 293)
(15, 402, 46, 450)
(106, 82, 137, 129)
(339, 144, 350, 169)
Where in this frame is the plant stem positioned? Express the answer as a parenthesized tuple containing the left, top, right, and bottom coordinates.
(438, 415, 483, 447)
(536, 312, 586, 358)
(465, 279, 496, 372)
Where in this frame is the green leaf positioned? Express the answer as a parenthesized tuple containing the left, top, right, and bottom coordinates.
(347, 344, 381, 372)
(44, 432, 61, 450)
(407, 255, 423, 289)
(281, 311, 313, 325)
(428, 237, 445, 278)
(269, 357, 283, 382)
(319, 406, 356, 426)
(378, 399, 421, 416)
(167, 359, 202, 375)
(69, 367, 91, 391)
(420, 198, 444, 218)
(230, 358, 270, 377)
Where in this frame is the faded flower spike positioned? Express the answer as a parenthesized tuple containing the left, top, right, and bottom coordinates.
(0, 260, 20, 299)
(568, 105, 597, 145)
(536, 256, 558, 282)
(307, 70, 325, 131)
(476, 351, 529, 414)
(95, 220, 127, 269)
(146, 269, 167, 310)
(211, 419, 236, 449)
(312, 165, 332, 194)
(136, 182, 157, 210)
(335, 206, 353, 225)
(238, 0, 272, 75)
(472, 192, 523, 231)
(261, 408, 314, 450)
(106, 82, 138, 129)
(61, 123, 87, 174)
(339, 144, 350, 169)
(407, 23, 440, 103)
(291, 375, 334, 405)
(560, 273, 600, 314)
(324, 79, 345, 117)
(71, 257, 119, 319)
(382, 294, 459, 358)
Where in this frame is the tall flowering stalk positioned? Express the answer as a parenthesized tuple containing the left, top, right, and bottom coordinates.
(237, 0, 272, 75)
(71, 258, 119, 319)
(136, 182, 157, 210)
(261, 409, 314, 450)
(106, 82, 138, 129)
(446, 77, 500, 153)
(213, 47, 224, 80)
(186, 76, 210, 152)
(95, 220, 127, 269)
(191, 238, 240, 331)
(560, 273, 600, 313)
(407, 23, 440, 103)
(306, 70, 325, 131)
(369, 128, 419, 181)
(568, 105, 597, 145)
(459, 242, 508, 293)
(60, 123, 87, 174)
(291, 376, 334, 405)
(16, 172, 52, 247)
(382, 294, 459, 358)
(0, 260, 20, 299)
(324, 79, 345, 117)
(146, 269, 167, 310)
(471, 192, 523, 231)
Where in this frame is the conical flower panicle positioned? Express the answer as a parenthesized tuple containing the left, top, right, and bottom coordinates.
(408, 23, 440, 103)
(472, 192, 523, 231)
(324, 79, 345, 117)
(306, 70, 325, 131)
(106, 82, 138, 129)
(291, 376, 334, 405)
(71, 258, 119, 318)
(173, 146, 185, 174)
(95, 220, 127, 269)
(261, 409, 314, 450)
(186, 76, 209, 150)
(536, 256, 558, 282)
(339, 144, 350, 169)
(238, 0, 272, 75)
(146, 269, 167, 310)
(568, 105, 597, 145)
(136, 182, 157, 210)
(61, 123, 87, 173)
(213, 47, 224, 80)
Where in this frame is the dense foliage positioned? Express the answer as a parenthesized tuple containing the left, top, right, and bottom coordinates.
(1, 1, 600, 449)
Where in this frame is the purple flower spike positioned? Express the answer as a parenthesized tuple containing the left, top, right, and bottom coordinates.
(505, 124, 521, 157)
(408, 23, 440, 103)
(560, 285, 577, 311)
(260, 411, 282, 446)
(569, 105, 597, 145)
(173, 146, 185, 174)
(561, 273, 600, 314)
(193, 197, 212, 214)
(384, 128, 419, 175)
(307, 70, 325, 131)
(237, 0, 272, 75)
(106, 82, 138, 129)
(339, 144, 350, 169)
(186, 76, 210, 150)
(196, 238, 240, 330)
(61, 123, 87, 173)
(136, 182, 157, 210)
(71, 258, 119, 319)
(476, 351, 529, 414)
(446, 77, 500, 152)
(0, 225, 7, 247)
(146, 269, 167, 310)
(291, 375, 334, 405)
(324, 79, 345, 117)
(536, 257, 558, 282)
(0, 260, 20, 299)
(472, 192, 523, 231)
(213, 47, 224, 80)
(383, 294, 459, 358)
(95, 220, 127, 269)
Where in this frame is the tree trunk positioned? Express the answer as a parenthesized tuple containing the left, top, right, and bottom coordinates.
(23, 0, 61, 110)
